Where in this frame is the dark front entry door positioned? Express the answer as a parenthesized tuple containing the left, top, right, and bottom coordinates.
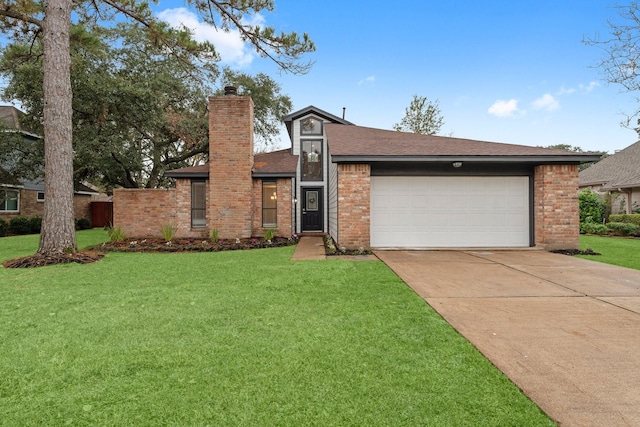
(302, 187, 323, 231)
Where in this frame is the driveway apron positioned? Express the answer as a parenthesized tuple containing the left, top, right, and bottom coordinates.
(375, 250, 640, 427)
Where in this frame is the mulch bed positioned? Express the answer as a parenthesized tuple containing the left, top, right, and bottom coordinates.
(551, 248, 601, 256)
(91, 236, 298, 253)
(3, 251, 104, 268)
(3, 237, 299, 269)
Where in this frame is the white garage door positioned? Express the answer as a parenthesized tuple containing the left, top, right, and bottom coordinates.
(370, 176, 529, 248)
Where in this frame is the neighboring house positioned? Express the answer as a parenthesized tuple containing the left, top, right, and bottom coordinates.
(0, 105, 98, 222)
(113, 89, 599, 250)
(579, 140, 640, 214)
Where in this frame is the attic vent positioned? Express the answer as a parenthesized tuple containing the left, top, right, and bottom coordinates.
(224, 85, 237, 96)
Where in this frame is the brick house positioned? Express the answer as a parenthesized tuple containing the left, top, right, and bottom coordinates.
(113, 90, 599, 250)
(579, 140, 640, 214)
(0, 106, 97, 222)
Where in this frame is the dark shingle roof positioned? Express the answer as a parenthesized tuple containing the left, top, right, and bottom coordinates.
(164, 149, 298, 179)
(0, 106, 39, 137)
(325, 124, 600, 163)
(164, 164, 209, 179)
(0, 106, 24, 130)
(579, 140, 640, 189)
(253, 149, 298, 177)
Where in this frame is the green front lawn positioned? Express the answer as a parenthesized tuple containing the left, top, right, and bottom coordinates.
(0, 230, 554, 426)
(579, 235, 640, 270)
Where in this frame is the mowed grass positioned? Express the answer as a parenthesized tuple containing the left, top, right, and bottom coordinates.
(579, 235, 640, 270)
(0, 230, 554, 426)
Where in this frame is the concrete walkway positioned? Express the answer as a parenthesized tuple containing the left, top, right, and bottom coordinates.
(291, 236, 326, 260)
(375, 250, 640, 427)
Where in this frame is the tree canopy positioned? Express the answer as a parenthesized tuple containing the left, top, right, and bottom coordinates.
(539, 144, 608, 171)
(0, 23, 292, 190)
(393, 95, 444, 135)
(0, 0, 315, 259)
(584, 3, 640, 134)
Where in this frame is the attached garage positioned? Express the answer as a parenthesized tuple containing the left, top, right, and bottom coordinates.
(370, 176, 530, 248)
(325, 123, 599, 251)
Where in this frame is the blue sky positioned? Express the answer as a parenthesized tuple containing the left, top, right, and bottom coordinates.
(154, 1, 639, 153)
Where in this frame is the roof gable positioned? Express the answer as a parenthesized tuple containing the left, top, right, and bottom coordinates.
(283, 105, 353, 141)
(283, 105, 353, 125)
(579, 140, 640, 189)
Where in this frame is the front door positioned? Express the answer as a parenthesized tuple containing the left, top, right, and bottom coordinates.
(302, 187, 323, 231)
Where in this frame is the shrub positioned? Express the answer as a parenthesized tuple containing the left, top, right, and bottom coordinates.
(107, 225, 126, 242)
(75, 218, 92, 230)
(0, 218, 7, 237)
(608, 214, 640, 226)
(161, 222, 178, 241)
(210, 228, 219, 242)
(9, 216, 30, 235)
(263, 228, 276, 241)
(579, 189, 606, 224)
(606, 222, 639, 236)
(28, 216, 42, 234)
(580, 222, 609, 235)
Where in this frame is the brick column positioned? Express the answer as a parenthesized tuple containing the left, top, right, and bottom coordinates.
(337, 164, 370, 249)
(208, 94, 254, 239)
(534, 164, 580, 250)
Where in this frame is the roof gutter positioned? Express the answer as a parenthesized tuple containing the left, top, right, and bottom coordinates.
(252, 172, 296, 178)
(330, 155, 602, 163)
(164, 172, 210, 179)
(601, 183, 640, 191)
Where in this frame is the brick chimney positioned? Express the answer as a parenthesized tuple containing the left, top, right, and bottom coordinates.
(208, 89, 255, 239)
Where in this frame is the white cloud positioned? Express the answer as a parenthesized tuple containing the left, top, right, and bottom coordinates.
(358, 75, 376, 85)
(556, 86, 576, 96)
(580, 81, 599, 93)
(157, 7, 259, 67)
(532, 93, 559, 112)
(488, 99, 519, 117)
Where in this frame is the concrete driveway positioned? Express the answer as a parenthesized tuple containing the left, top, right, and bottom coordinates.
(375, 250, 640, 427)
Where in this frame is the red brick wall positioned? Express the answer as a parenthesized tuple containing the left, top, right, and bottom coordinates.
(208, 95, 254, 239)
(174, 178, 209, 238)
(252, 178, 293, 237)
(336, 163, 370, 249)
(534, 164, 580, 250)
(113, 188, 176, 237)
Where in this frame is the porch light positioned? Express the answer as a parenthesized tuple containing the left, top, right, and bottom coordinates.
(452, 161, 463, 168)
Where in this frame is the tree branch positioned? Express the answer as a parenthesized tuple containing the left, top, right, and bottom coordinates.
(0, 5, 43, 28)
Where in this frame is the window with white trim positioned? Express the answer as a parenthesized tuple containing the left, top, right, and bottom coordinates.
(0, 188, 19, 212)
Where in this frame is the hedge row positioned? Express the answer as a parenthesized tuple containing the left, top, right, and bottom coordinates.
(608, 214, 640, 226)
(581, 221, 639, 236)
(0, 216, 91, 237)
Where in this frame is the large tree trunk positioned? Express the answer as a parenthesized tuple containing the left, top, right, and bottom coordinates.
(38, 0, 76, 255)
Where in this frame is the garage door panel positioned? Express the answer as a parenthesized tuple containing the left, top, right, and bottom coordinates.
(370, 176, 529, 248)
